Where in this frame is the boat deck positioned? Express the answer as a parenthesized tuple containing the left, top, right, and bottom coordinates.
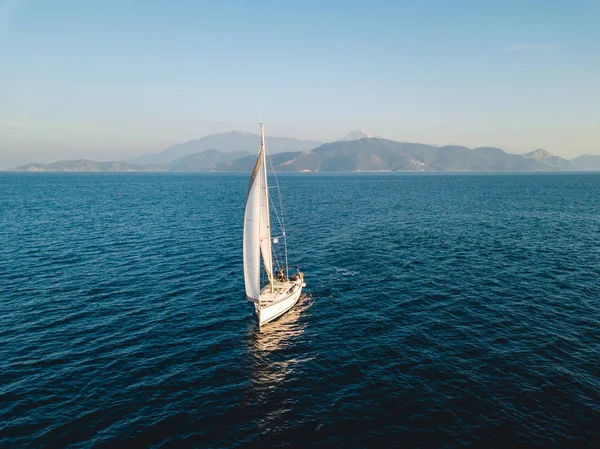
(259, 280, 299, 307)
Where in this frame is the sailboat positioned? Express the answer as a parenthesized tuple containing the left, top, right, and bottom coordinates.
(243, 123, 305, 326)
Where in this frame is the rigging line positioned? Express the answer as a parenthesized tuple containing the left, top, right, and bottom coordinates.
(278, 244, 284, 273)
(270, 216, 282, 270)
(267, 187, 284, 272)
(267, 188, 285, 237)
(266, 158, 286, 238)
(271, 233, 284, 275)
(272, 248, 281, 273)
(267, 187, 287, 276)
(267, 158, 289, 276)
(265, 156, 285, 273)
(266, 153, 287, 248)
(266, 151, 290, 277)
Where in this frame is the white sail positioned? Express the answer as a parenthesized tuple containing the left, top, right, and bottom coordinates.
(243, 151, 262, 300)
(243, 123, 273, 299)
(259, 124, 273, 282)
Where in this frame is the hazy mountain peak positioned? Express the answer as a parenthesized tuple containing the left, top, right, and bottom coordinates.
(523, 149, 552, 159)
(134, 131, 322, 165)
(522, 148, 572, 169)
(340, 129, 374, 141)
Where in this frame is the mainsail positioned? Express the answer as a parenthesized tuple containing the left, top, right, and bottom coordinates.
(243, 124, 273, 300)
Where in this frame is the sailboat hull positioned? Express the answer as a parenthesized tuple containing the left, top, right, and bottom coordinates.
(255, 281, 303, 326)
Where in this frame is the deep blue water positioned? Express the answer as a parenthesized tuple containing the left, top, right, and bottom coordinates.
(1, 172, 599, 448)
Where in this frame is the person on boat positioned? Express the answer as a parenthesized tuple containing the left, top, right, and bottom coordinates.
(276, 268, 285, 281)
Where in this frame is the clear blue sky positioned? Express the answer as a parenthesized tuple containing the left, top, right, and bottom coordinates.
(1, 0, 599, 165)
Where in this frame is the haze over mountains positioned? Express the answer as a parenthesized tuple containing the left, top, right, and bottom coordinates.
(6, 130, 600, 173)
(340, 129, 375, 141)
(134, 131, 322, 165)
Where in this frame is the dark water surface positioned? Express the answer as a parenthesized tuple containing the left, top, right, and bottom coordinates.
(1, 172, 599, 448)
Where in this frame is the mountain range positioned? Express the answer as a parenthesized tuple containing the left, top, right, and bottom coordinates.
(134, 131, 322, 165)
(217, 140, 600, 172)
(5, 131, 600, 173)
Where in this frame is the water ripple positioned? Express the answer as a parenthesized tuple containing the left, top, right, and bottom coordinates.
(1, 173, 599, 447)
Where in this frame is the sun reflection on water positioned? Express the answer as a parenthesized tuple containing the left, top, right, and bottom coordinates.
(245, 294, 314, 433)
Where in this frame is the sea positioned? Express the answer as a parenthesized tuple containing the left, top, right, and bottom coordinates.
(1, 172, 599, 448)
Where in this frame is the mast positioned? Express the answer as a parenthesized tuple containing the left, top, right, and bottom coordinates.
(259, 123, 273, 291)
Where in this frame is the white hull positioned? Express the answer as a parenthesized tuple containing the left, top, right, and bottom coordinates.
(255, 280, 303, 326)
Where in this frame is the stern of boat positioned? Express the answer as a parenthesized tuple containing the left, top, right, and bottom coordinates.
(256, 274, 304, 326)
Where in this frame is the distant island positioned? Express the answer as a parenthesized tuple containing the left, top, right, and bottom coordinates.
(5, 130, 600, 172)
